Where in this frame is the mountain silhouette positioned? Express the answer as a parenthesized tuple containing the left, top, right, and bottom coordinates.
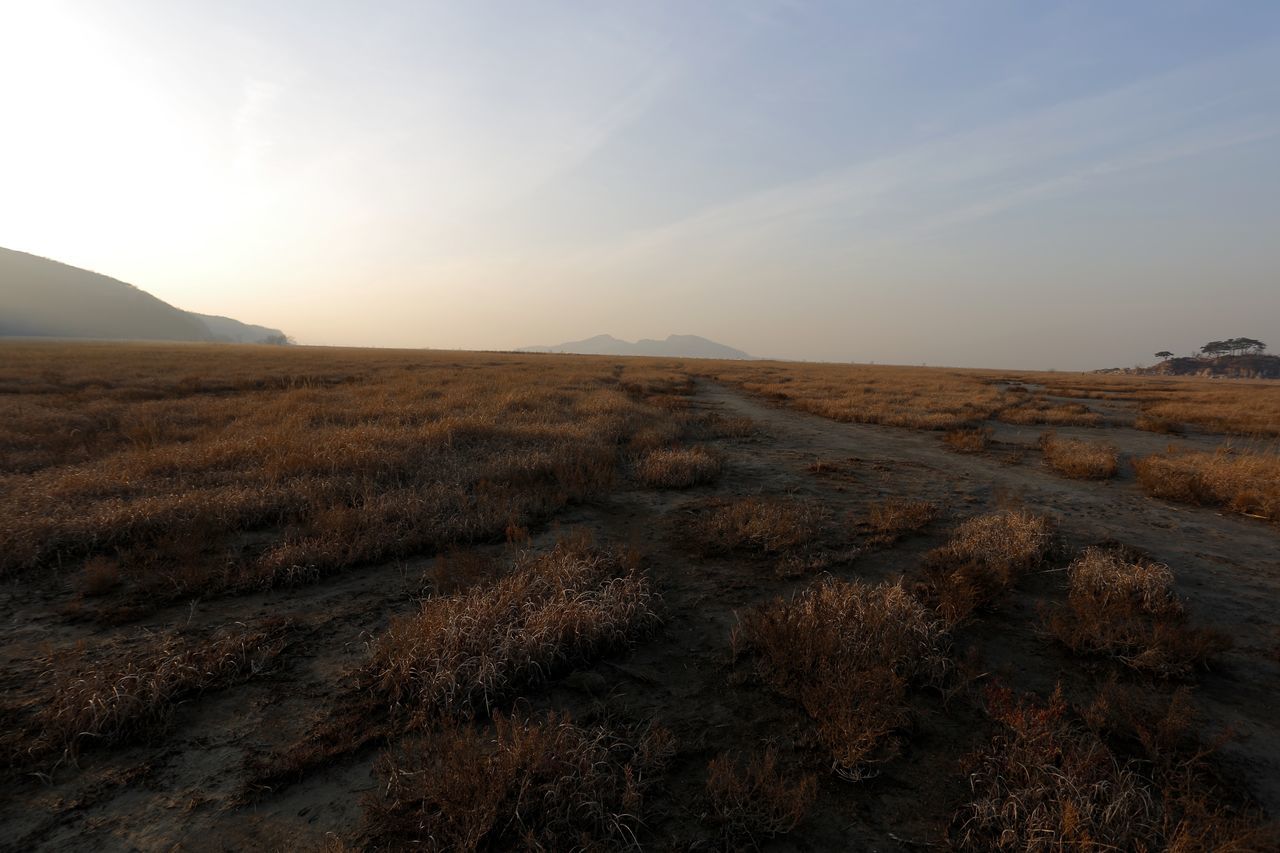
(0, 247, 287, 344)
(519, 333, 751, 359)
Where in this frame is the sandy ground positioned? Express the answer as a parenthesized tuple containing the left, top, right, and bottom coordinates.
(2, 380, 1277, 851)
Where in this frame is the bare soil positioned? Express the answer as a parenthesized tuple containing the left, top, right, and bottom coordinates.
(2, 380, 1277, 851)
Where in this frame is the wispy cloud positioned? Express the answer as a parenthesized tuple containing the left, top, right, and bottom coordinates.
(561, 42, 1280, 271)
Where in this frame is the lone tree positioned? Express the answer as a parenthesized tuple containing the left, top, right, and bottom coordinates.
(1154, 351, 1174, 360)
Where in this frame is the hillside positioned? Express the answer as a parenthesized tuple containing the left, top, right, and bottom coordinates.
(520, 333, 752, 359)
(0, 247, 286, 344)
(1097, 354, 1280, 380)
(189, 313, 289, 345)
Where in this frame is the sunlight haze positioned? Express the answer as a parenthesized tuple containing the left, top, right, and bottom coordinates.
(2, 0, 1278, 368)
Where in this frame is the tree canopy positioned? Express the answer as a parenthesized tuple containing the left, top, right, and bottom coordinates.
(1200, 338, 1267, 357)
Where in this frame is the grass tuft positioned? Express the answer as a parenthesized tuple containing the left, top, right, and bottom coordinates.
(705, 746, 817, 845)
(920, 510, 1054, 626)
(3, 621, 290, 767)
(634, 445, 722, 488)
(365, 535, 659, 724)
(944, 427, 990, 453)
(950, 684, 1270, 851)
(732, 578, 949, 778)
(1039, 432, 1119, 480)
(364, 711, 673, 851)
(1046, 547, 1229, 678)
(1134, 447, 1280, 522)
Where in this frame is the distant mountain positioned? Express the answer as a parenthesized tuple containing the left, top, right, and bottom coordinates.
(519, 333, 752, 360)
(187, 312, 288, 345)
(0, 247, 287, 344)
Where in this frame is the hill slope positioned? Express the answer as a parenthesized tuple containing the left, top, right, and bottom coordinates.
(520, 333, 751, 359)
(0, 247, 286, 344)
(188, 313, 289, 345)
(1097, 355, 1279, 380)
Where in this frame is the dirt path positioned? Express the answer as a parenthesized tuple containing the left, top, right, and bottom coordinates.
(3, 380, 1277, 850)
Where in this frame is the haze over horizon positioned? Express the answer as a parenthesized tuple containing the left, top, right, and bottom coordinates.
(2, 1, 1278, 370)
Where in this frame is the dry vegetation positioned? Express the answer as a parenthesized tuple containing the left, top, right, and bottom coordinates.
(920, 510, 1055, 626)
(697, 363, 1280, 501)
(950, 685, 1270, 851)
(864, 498, 937, 546)
(1039, 432, 1120, 480)
(1047, 548, 1228, 678)
(696, 361, 1129, 431)
(2, 341, 1276, 848)
(688, 496, 830, 556)
(252, 537, 658, 788)
(364, 711, 673, 851)
(1000, 371, 1280, 438)
(0, 343, 690, 614)
(634, 445, 722, 488)
(686, 495, 853, 577)
(1135, 447, 1280, 522)
(366, 536, 658, 724)
(704, 746, 817, 846)
(944, 427, 991, 453)
(2, 620, 290, 768)
(731, 579, 950, 778)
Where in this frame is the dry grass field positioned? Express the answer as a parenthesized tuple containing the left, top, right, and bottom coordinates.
(2, 340, 1278, 850)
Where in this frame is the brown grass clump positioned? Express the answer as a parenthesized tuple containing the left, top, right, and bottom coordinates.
(732, 578, 949, 778)
(1047, 548, 1228, 678)
(1134, 413, 1185, 435)
(3, 621, 290, 766)
(1134, 447, 1280, 522)
(705, 746, 817, 846)
(363, 711, 673, 851)
(1039, 432, 1119, 480)
(365, 536, 658, 724)
(944, 427, 990, 453)
(921, 510, 1054, 626)
(691, 496, 829, 556)
(635, 445, 722, 488)
(998, 399, 1104, 427)
(950, 685, 1270, 851)
(864, 498, 937, 547)
(688, 412, 757, 440)
(80, 555, 122, 596)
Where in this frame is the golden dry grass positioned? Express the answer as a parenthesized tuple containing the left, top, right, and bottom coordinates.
(944, 427, 991, 453)
(1134, 413, 1185, 435)
(1134, 447, 1280, 522)
(634, 445, 722, 488)
(950, 685, 1270, 851)
(2, 621, 290, 766)
(363, 711, 673, 851)
(249, 535, 659, 791)
(1039, 432, 1120, 480)
(689, 496, 830, 556)
(864, 498, 937, 546)
(705, 746, 817, 845)
(1047, 548, 1228, 678)
(697, 358, 1279, 439)
(1007, 372, 1280, 438)
(697, 361, 1011, 430)
(0, 342, 689, 612)
(366, 536, 658, 724)
(731, 578, 950, 778)
(920, 510, 1055, 626)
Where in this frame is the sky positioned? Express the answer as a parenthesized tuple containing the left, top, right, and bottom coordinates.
(1, 0, 1278, 369)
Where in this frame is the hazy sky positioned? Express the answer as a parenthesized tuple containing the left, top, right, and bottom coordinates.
(2, 1, 1278, 369)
